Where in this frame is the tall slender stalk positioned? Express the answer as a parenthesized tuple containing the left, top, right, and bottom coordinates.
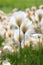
(19, 27, 21, 65)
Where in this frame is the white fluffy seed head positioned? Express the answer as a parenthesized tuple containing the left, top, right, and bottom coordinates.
(39, 5, 43, 9)
(2, 60, 11, 65)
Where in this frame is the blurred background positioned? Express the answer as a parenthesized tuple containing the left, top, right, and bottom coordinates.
(0, 0, 43, 13)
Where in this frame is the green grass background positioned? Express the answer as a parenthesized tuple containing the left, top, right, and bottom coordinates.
(0, 0, 43, 13)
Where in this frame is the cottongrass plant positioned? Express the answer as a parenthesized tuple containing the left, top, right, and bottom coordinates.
(0, 5, 43, 65)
